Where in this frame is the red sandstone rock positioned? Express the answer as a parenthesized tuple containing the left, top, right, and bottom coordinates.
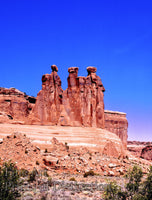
(140, 146, 152, 160)
(127, 141, 152, 159)
(104, 110, 128, 148)
(0, 65, 128, 147)
(102, 141, 120, 158)
(30, 65, 63, 125)
(0, 87, 35, 123)
(60, 66, 105, 128)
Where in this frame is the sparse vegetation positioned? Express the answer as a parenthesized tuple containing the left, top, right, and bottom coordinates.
(65, 142, 69, 151)
(84, 170, 95, 177)
(25, 149, 28, 154)
(44, 148, 48, 153)
(28, 168, 38, 182)
(19, 168, 29, 177)
(36, 160, 39, 165)
(43, 169, 49, 177)
(0, 161, 20, 200)
(69, 177, 77, 181)
(104, 165, 152, 200)
(48, 177, 52, 186)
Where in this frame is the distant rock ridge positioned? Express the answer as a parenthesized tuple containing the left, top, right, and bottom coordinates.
(127, 141, 152, 160)
(0, 65, 128, 148)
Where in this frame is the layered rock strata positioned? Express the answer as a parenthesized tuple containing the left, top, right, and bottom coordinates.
(127, 141, 152, 160)
(104, 110, 128, 148)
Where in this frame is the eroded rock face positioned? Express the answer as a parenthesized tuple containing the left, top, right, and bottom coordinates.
(31, 66, 106, 129)
(59, 66, 105, 128)
(30, 65, 63, 125)
(104, 110, 128, 148)
(127, 141, 152, 160)
(0, 87, 35, 123)
(141, 146, 152, 160)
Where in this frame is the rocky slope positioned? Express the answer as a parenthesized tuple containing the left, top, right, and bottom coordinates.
(0, 125, 151, 176)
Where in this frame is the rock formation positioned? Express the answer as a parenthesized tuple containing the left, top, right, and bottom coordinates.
(31, 65, 106, 129)
(0, 65, 128, 148)
(0, 87, 36, 123)
(104, 110, 128, 148)
(140, 146, 152, 161)
(30, 65, 63, 125)
(127, 141, 152, 160)
(58, 66, 105, 128)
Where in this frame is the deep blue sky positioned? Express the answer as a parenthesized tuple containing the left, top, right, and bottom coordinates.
(0, 0, 152, 141)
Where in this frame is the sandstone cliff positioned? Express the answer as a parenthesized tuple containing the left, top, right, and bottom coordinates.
(104, 110, 128, 148)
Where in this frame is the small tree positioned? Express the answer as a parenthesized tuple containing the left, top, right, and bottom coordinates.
(104, 165, 143, 200)
(0, 161, 20, 200)
(126, 165, 143, 196)
(142, 166, 152, 200)
(104, 181, 126, 200)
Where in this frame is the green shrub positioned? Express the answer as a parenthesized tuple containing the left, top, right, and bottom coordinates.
(48, 177, 52, 186)
(43, 169, 49, 177)
(104, 181, 126, 200)
(141, 166, 152, 200)
(28, 168, 38, 182)
(0, 161, 20, 200)
(126, 165, 143, 195)
(19, 168, 29, 177)
(103, 165, 152, 200)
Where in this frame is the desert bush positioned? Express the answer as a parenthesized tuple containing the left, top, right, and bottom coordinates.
(43, 169, 49, 177)
(48, 177, 52, 186)
(65, 142, 69, 151)
(84, 170, 95, 177)
(126, 165, 143, 195)
(0, 161, 20, 200)
(104, 165, 152, 200)
(19, 168, 29, 177)
(104, 181, 126, 200)
(69, 177, 76, 181)
(28, 168, 38, 182)
(25, 149, 28, 154)
(36, 160, 39, 165)
(141, 165, 152, 200)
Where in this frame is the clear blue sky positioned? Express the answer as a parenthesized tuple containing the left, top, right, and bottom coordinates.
(0, 0, 152, 141)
